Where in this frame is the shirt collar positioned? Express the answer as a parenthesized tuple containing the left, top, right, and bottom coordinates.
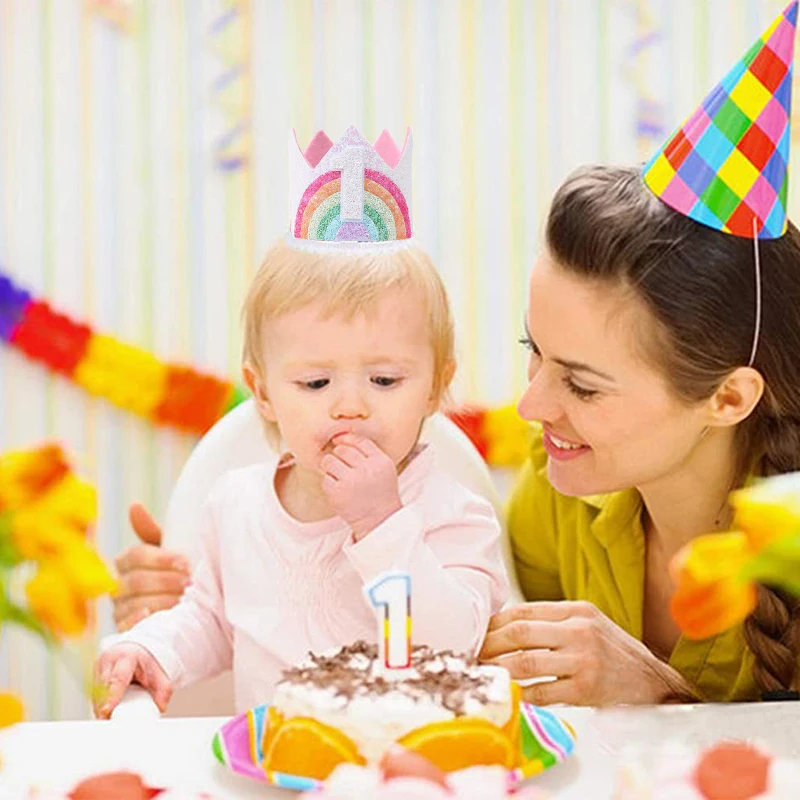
(584, 487, 643, 548)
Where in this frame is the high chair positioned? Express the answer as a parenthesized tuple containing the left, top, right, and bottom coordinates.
(111, 400, 521, 720)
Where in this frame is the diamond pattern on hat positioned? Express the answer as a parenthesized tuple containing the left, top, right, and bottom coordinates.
(643, 1, 797, 239)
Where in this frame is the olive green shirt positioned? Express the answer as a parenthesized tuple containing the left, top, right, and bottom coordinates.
(506, 425, 794, 702)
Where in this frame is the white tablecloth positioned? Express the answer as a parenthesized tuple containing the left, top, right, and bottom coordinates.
(0, 703, 798, 799)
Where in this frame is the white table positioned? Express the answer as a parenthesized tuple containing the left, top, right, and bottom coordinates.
(0, 703, 797, 799)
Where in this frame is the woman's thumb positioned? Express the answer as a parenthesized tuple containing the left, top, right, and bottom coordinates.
(128, 503, 162, 547)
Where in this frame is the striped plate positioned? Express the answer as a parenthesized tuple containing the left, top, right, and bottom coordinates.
(211, 702, 576, 792)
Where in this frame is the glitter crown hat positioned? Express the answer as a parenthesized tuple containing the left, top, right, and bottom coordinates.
(287, 126, 413, 250)
(643, 0, 798, 239)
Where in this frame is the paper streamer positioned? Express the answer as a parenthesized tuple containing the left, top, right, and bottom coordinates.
(623, 0, 666, 158)
(0, 270, 246, 436)
(209, 2, 250, 171)
(87, 0, 137, 35)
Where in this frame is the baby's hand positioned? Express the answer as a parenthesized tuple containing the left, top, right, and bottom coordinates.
(93, 643, 172, 719)
(321, 433, 402, 541)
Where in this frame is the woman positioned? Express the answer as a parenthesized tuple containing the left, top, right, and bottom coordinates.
(479, 163, 800, 705)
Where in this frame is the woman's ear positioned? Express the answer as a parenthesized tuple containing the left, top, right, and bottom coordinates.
(243, 363, 277, 422)
(707, 366, 765, 428)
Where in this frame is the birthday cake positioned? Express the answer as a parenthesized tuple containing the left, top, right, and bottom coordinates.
(262, 641, 520, 780)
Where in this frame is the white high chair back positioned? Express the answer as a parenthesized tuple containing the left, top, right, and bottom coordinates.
(113, 399, 521, 720)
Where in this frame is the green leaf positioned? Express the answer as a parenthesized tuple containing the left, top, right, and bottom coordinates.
(0, 515, 21, 568)
(742, 532, 800, 595)
(2, 602, 53, 644)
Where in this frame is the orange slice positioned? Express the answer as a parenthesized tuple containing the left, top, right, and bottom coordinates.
(397, 717, 516, 772)
(262, 714, 366, 781)
(502, 681, 522, 766)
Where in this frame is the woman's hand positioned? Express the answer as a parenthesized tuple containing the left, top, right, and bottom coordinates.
(112, 504, 191, 632)
(479, 601, 686, 706)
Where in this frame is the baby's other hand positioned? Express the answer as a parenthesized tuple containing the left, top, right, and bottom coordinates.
(93, 643, 172, 719)
(320, 433, 402, 541)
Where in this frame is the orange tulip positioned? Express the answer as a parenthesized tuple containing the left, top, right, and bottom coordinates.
(0, 445, 69, 512)
(671, 474, 800, 639)
(670, 532, 758, 640)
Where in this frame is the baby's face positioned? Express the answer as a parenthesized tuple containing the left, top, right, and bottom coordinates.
(255, 285, 440, 473)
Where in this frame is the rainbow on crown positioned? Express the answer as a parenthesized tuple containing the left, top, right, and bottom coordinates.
(288, 126, 413, 248)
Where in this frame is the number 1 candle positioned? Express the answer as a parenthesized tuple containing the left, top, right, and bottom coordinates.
(364, 571, 412, 671)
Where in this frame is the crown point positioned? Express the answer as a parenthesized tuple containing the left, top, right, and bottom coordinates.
(374, 130, 402, 169)
(302, 130, 334, 168)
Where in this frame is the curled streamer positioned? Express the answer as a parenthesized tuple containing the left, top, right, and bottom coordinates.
(87, 0, 137, 35)
(621, 0, 666, 154)
(209, 3, 250, 171)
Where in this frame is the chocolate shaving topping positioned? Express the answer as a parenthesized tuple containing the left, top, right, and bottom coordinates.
(280, 641, 495, 715)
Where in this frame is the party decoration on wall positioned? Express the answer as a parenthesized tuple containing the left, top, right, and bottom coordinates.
(623, 0, 666, 158)
(670, 472, 800, 640)
(209, 2, 251, 171)
(0, 270, 247, 436)
(644, 0, 798, 239)
(1, 268, 530, 465)
(446, 405, 534, 468)
(87, 0, 138, 35)
(0, 443, 116, 724)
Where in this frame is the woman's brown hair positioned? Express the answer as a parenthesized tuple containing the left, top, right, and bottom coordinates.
(546, 163, 800, 695)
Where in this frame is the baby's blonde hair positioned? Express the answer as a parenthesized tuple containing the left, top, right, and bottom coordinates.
(242, 239, 455, 446)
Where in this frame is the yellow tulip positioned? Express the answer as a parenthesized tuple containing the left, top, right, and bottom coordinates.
(59, 539, 118, 599)
(731, 473, 800, 551)
(0, 693, 24, 728)
(26, 473, 97, 530)
(11, 513, 86, 562)
(25, 564, 88, 638)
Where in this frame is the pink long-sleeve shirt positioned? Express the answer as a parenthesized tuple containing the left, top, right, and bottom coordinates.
(116, 445, 510, 712)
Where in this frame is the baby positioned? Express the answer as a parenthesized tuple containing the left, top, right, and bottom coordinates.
(94, 236, 510, 718)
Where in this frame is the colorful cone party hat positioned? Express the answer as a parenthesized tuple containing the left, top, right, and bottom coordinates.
(643, 1, 798, 239)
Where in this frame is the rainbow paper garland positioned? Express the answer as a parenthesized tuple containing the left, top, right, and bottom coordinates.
(1, 268, 532, 464)
(0, 270, 247, 436)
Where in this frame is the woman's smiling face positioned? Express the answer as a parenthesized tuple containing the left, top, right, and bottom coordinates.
(517, 253, 711, 497)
